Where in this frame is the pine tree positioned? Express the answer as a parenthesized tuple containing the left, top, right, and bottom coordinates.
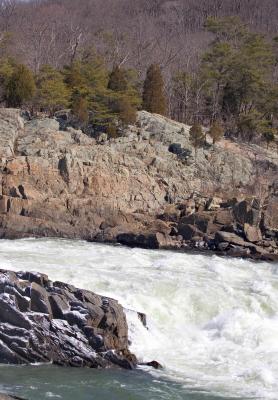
(64, 58, 115, 129)
(5, 63, 35, 107)
(71, 90, 89, 124)
(108, 66, 128, 92)
(107, 66, 140, 127)
(209, 120, 224, 144)
(189, 123, 205, 160)
(37, 65, 70, 115)
(117, 96, 137, 126)
(142, 64, 167, 115)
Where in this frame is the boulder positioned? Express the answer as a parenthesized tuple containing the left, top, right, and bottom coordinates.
(178, 224, 203, 241)
(244, 223, 262, 243)
(179, 212, 213, 233)
(116, 231, 173, 249)
(30, 282, 52, 316)
(233, 199, 261, 226)
(215, 231, 247, 247)
(214, 209, 234, 226)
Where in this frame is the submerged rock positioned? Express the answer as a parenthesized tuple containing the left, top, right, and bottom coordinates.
(0, 269, 136, 369)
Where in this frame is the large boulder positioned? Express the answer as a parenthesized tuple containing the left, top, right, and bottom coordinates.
(244, 223, 262, 243)
(178, 224, 203, 241)
(233, 199, 261, 226)
(0, 269, 137, 369)
(215, 231, 248, 247)
(117, 231, 174, 249)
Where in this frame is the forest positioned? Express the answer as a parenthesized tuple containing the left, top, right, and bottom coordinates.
(0, 0, 277, 146)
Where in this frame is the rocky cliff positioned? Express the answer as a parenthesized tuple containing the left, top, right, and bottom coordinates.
(0, 108, 277, 259)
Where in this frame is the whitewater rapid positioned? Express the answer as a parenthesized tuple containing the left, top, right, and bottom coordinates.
(0, 238, 277, 399)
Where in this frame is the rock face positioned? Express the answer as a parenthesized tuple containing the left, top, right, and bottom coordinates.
(0, 108, 277, 259)
(0, 269, 137, 369)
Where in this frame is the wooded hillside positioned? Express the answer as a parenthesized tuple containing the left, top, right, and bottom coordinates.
(0, 0, 277, 145)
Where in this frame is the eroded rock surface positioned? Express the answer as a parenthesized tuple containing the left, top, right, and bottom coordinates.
(0, 108, 276, 259)
(0, 269, 137, 369)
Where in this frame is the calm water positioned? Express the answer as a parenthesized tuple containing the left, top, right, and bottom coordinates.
(0, 238, 277, 400)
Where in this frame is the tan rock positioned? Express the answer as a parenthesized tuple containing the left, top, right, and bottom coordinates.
(244, 223, 262, 242)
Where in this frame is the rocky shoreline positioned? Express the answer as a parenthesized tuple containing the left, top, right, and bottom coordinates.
(0, 108, 276, 261)
(0, 268, 139, 369)
(115, 195, 278, 261)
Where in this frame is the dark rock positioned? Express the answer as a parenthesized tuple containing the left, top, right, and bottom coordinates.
(4, 286, 30, 312)
(117, 231, 174, 250)
(168, 143, 191, 160)
(0, 294, 32, 330)
(142, 360, 163, 369)
(0, 269, 137, 369)
(178, 224, 203, 241)
(30, 283, 52, 316)
(104, 350, 136, 370)
(137, 312, 147, 327)
(49, 294, 69, 319)
(233, 199, 261, 226)
(217, 242, 230, 251)
(180, 212, 213, 233)
(117, 232, 159, 249)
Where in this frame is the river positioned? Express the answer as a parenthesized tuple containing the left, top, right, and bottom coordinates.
(0, 238, 277, 400)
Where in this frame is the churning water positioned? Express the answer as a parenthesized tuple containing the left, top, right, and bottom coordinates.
(0, 238, 277, 400)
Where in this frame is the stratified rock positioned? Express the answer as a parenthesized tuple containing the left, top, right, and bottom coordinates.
(0, 269, 136, 369)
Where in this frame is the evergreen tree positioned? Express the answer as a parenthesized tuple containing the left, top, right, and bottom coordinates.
(117, 96, 137, 126)
(108, 65, 128, 92)
(142, 64, 167, 115)
(37, 65, 70, 115)
(107, 66, 140, 127)
(201, 17, 277, 141)
(64, 57, 115, 129)
(189, 123, 205, 160)
(209, 120, 224, 144)
(5, 63, 35, 107)
(71, 89, 89, 125)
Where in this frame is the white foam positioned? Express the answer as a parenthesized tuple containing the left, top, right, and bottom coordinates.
(0, 238, 277, 399)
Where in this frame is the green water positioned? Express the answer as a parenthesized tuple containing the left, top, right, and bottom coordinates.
(0, 365, 245, 400)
